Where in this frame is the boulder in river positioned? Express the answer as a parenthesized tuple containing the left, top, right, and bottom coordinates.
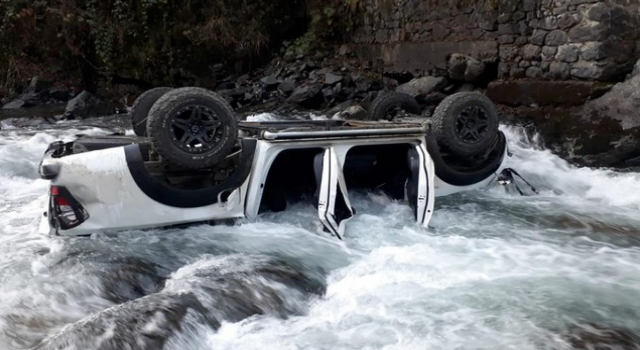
(581, 61, 640, 130)
(33, 255, 326, 350)
(560, 323, 640, 350)
(32, 292, 215, 350)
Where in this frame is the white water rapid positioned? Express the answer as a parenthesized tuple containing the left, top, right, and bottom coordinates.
(0, 118, 639, 350)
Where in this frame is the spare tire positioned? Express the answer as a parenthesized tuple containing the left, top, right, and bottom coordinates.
(431, 92, 499, 157)
(130, 87, 173, 136)
(367, 92, 421, 121)
(147, 87, 238, 169)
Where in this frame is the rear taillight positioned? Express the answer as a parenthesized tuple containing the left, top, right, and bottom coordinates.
(49, 186, 89, 230)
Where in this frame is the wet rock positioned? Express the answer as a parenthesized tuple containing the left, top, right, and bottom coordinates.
(101, 257, 167, 304)
(324, 72, 343, 85)
(324, 99, 357, 118)
(561, 323, 640, 350)
(352, 73, 382, 93)
(2, 99, 26, 110)
(464, 58, 486, 82)
(32, 292, 215, 350)
(447, 53, 486, 82)
(396, 76, 447, 97)
(260, 74, 279, 86)
(419, 91, 448, 105)
(33, 254, 326, 350)
(287, 84, 324, 109)
(447, 53, 468, 80)
(334, 105, 367, 120)
(278, 79, 296, 95)
(0, 116, 57, 127)
(166, 255, 326, 322)
(582, 66, 640, 129)
(63, 91, 118, 120)
(322, 87, 335, 101)
(217, 87, 251, 102)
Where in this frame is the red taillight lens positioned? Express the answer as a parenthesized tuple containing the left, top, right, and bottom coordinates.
(50, 186, 59, 196)
(54, 196, 69, 206)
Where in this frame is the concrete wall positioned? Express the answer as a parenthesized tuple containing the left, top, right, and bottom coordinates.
(349, 0, 640, 81)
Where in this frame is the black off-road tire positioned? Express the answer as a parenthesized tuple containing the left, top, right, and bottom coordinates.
(431, 92, 499, 157)
(147, 87, 238, 169)
(130, 87, 173, 136)
(367, 92, 421, 121)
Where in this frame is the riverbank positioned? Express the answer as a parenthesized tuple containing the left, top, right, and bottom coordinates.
(4, 46, 640, 170)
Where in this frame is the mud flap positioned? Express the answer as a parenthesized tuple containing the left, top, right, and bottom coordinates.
(406, 144, 435, 228)
(317, 148, 354, 239)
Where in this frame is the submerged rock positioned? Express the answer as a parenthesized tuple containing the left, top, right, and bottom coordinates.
(101, 257, 167, 304)
(560, 323, 640, 350)
(33, 255, 326, 350)
(33, 293, 214, 350)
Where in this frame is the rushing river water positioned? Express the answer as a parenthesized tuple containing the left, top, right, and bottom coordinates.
(1, 116, 640, 350)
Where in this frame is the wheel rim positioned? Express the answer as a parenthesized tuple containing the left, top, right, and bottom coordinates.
(168, 105, 223, 154)
(455, 105, 490, 144)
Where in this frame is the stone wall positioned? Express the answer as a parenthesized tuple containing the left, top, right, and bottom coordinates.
(349, 0, 640, 82)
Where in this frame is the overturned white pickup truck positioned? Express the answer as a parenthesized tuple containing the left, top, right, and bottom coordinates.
(38, 87, 510, 238)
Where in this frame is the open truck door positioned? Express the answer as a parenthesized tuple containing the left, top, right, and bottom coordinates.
(316, 148, 354, 240)
(406, 144, 435, 228)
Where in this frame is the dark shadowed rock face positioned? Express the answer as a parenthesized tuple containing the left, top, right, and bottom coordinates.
(582, 67, 640, 130)
(499, 103, 640, 168)
(487, 80, 611, 107)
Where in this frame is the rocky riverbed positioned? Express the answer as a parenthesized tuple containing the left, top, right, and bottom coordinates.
(3, 47, 640, 169)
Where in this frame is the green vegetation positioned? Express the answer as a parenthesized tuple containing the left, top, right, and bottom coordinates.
(0, 0, 308, 92)
(286, 0, 360, 56)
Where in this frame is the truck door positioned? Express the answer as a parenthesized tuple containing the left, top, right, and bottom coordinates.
(316, 148, 354, 240)
(406, 144, 435, 228)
